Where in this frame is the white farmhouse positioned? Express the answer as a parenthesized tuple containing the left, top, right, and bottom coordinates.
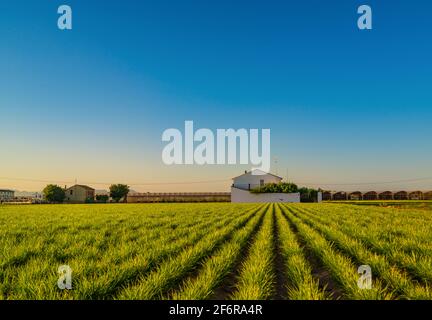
(232, 169, 282, 191)
(231, 170, 300, 203)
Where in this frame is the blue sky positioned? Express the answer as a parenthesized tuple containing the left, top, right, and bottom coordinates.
(1, 1, 431, 192)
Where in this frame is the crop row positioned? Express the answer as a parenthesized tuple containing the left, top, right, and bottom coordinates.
(288, 205, 432, 299)
(1, 202, 432, 300)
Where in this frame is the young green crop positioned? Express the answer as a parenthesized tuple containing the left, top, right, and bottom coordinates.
(291, 206, 432, 299)
(295, 204, 432, 282)
(2, 206, 241, 299)
(280, 205, 392, 300)
(0, 203, 259, 300)
(274, 204, 328, 300)
(116, 206, 260, 299)
(1, 202, 432, 300)
(169, 204, 269, 300)
(231, 204, 275, 300)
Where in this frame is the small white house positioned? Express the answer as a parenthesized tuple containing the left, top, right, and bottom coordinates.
(232, 169, 283, 191)
(231, 170, 300, 203)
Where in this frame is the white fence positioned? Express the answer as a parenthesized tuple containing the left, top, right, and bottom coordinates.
(231, 187, 300, 203)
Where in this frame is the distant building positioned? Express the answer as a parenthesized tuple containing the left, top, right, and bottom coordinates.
(379, 191, 393, 200)
(363, 191, 378, 201)
(231, 170, 301, 203)
(64, 185, 95, 203)
(322, 191, 332, 201)
(348, 191, 363, 201)
(409, 191, 423, 200)
(0, 189, 14, 202)
(232, 169, 283, 191)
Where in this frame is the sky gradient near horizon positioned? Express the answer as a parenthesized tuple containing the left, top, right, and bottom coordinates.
(1, 0, 431, 192)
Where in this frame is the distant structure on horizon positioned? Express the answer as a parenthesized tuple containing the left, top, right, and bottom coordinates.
(231, 170, 301, 203)
(322, 190, 432, 201)
(64, 185, 95, 203)
(127, 192, 231, 203)
(0, 189, 14, 202)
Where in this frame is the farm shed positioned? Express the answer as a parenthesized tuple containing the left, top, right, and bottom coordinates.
(363, 191, 378, 200)
(409, 191, 423, 200)
(394, 191, 408, 200)
(379, 191, 393, 200)
(332, 192, 347, 201)
(322, 191, 332, 201)
(348, 191, 362, 201)
(424, 191, 432, 200)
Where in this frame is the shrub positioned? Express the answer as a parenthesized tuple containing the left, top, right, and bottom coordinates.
(96, 195, 109, 203)
(250, 183, 319, 202)
(250, 182, 298, 194)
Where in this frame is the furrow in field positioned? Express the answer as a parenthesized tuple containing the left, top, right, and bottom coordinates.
(115, 206, 260, 300)
(290, 206, 432, 299)
(274, 204, 329, 300)
(168, 204, 268, 300)
(280, 207, 345, 300)
(297, 205, 432, 285)
(0, 207, 248, 299)
(0, 207, 224, 271)
(209, 207, 268, 300)
(230, 204, 275, 300)
(73, 206, 262, 299)
(280, 205, 392, 300)
(309, 205, 432, 252)
(272, 204, 288, 300)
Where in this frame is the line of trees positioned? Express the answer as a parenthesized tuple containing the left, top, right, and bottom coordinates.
(250, 182, 320, 202)
(42, 184, 130, 204)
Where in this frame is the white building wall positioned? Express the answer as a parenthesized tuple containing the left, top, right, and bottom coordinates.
(232, 172, 282, 190)
(231, 187, 300, 203)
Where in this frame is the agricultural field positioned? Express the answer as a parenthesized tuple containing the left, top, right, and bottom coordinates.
(330, 200, 432, 210)
(1, 202, 432, 300)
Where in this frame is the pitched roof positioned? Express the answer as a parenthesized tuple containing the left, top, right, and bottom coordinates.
(66, 185, 95, 191)
(232, 169, 283, 180)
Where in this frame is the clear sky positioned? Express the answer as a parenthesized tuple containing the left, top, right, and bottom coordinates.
(1, 0, 431, 192)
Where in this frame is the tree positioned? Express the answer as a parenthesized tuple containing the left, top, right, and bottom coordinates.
(109, 184, 130, 203)
(43, 184, 66, 203)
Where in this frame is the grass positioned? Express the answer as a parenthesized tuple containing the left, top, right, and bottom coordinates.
(1, 202, 432, 300)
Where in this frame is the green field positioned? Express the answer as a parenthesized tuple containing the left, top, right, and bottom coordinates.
(1, 202, 432, 300)
(327, 200, 432, 210)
